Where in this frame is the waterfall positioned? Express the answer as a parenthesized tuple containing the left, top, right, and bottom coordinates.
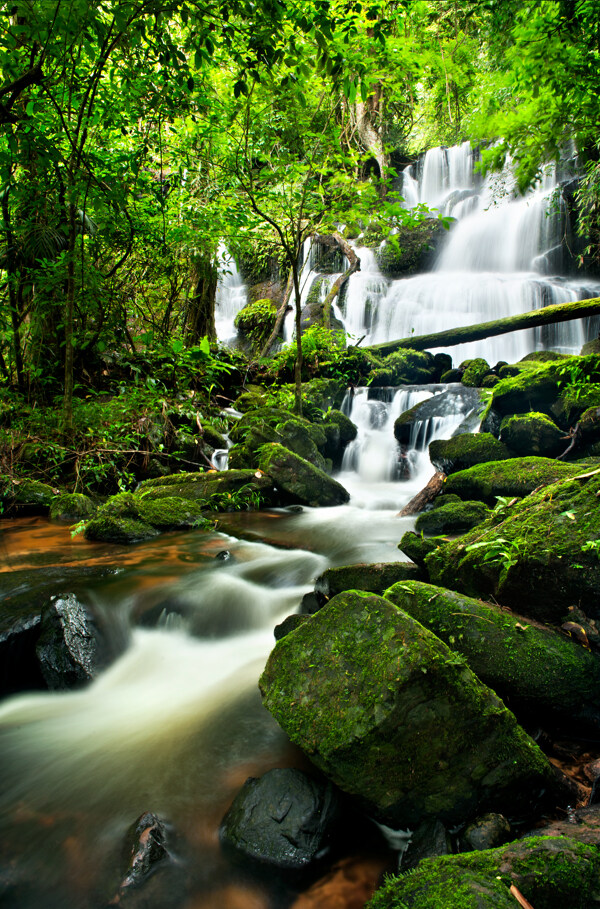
(339, 142, 600, 362)
(214, 244, 247, 344)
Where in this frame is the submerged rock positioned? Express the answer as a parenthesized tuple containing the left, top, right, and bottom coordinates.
(219, 768, 341, 872)
(111, 811, 178, 905)
(401, 820, 452, 872)
(257, 443, 350, 507)
(425, 470, 600, 623)
(260, 590, 556, 829)
(384, 580, 600, 733)
(367, 836, 600, 909)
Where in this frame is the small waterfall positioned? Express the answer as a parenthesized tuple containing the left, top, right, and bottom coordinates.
(214, 245, 247, 344)
(339, 142, 600, 362)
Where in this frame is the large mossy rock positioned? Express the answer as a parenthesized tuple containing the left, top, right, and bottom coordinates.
(443, 456, 597, 504)
(228, 406, 330, 470)
(415, 500, 491, 535)
(375, 221, 447, 278)
(0, 477, 58, 515)
(369, 349, 436, 387)
(425, 470, 600, 623)
(85, 491, 212, 544)
(499, 412, 566, 458)
(461, 358, 492, 388)
(257, 443, 350, 507)
(428, 433, 512, 475)
(367, 836, 600, 909)
(49, 493, 96, 523)
(384, 580, 600, 734)
(234, 298, 278, 354)
(219, 768, 341, 872)
(314, 561, 422, 604)
(136, 468, 276, 504)
(260, 590, 556, 828)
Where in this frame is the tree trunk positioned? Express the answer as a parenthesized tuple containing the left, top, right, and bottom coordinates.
(314, 232, 361, 328)
(186, 255, 217, 344)
(292, 263, 303, 416)
(259, 267, 294, 358)
(63, 201, 77, 435)
(368, 297, 600, 355)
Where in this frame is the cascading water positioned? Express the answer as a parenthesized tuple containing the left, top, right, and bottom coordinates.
(214, 244, 248, 344)
(340, 141, 600, 362)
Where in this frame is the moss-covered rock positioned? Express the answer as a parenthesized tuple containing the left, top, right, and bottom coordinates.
(234, 298, 278, 354)
(367, 836, 600, 909)
(260, 590, 556, 828)
(398, 531, 443, 570)
(443, 456, 597, 504)
(228, 407, 330, 470)
(320, 409, 358, 468)
(552, 382, 600, 428)
(425, 470, 600, 623)
(394, 386, 483, 446)
(375, 221, 447, 278)
(314, 561, 422, 603)
(369, 349, 435, 387)
(200, 423, 228, 450)
(429, 433, 513, 475)
(49, 493, 96, 523)
(415, 500, 491, 535)
(85, 492, 211, 544)
(257, 443, 349, 507)
(490, 355, 600, 424)
(461, 358, 491, 387)
(384, 580, 600, 734)
(136, 468, 276, 506)
(499, 411, 566, 458)
(0, 477, 58, 515)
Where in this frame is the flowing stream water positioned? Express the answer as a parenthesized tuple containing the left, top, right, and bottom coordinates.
(2, 143, 599, 908)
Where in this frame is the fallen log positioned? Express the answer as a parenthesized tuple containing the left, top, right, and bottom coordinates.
(397, 471, 446, 516)
(368, 297, 600, 356)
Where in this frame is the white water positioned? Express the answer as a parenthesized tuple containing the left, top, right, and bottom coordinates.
(214, 244, 247, 344)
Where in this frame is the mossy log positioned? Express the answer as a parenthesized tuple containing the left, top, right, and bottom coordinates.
(368, 297, 600, 355)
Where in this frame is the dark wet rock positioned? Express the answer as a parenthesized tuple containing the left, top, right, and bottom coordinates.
(367, 836, 600, 909)
(394, 386, 482, 447)
(525, 805, 600, 846)
(428, 432, 512, 475)
(462, 813, 511, 852)
(314, 561, 422, 603)
(35, 594, 112, 690)
(0, 609, 44, 697)
(111, 811, 177, 904)
(415, 500, 491, 535)
(424, 470, 600, 623)
(582, 337, 600, 355)
(443, 455, 598, 505)
(260, 590, 557, 829)
(440, 368, 463, 383)
(401, 820, 451, 872)
(321, 409, 357, 468)
(384, 580, 600, 733)
(258, 443, 350, 507)
(219, 768, 341, 872)
(274, 614, 310, 640)
(49, 492, 96, 522)
(299, 592, 322, 615)
(461, 358, 491, 388)
(499, 411, 566, 458)
(432, 353, 452, 381)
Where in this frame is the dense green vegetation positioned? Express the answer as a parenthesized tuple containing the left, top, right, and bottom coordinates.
(1, 0, 600, 493)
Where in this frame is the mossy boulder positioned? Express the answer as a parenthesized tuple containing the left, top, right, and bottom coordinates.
(461, 358, 491, 387)
(320, 409, 358, 467)
(369, 349, 435, 387)
(234, 298, 278, 354)
(415, 500, 491, 535)
(314, 561, 423, 604)
(85, 492, 211, 544)
(398, 531, 443, 570)
(425, 470, 600, 623)
(443, 456, 597, 505)
(375, 221, 447, 278)
(257, 443, 349, 507)
(49, 493, 96, 523)
(200, 423, 228, 450)
(228, 407, 329, 470)
(0, 477, 58, 515)
(429, 433, 513, 475)
(260, 590, 556, 828)
(499, 412, 566, 458)
(367, 836, 600, 909)
(552, 381, 600, 428)
(384, 580, 600, 734)
(300, 378, 347, 413)
(490, 361, 562, 417)
(136, 468, 276, 506)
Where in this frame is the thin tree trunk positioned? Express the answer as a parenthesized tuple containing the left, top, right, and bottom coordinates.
(63, 201, 77, 434)
(315, 233, 361, 328)
(259, 268, 294, 358)
(292, 263, 303, 416)
(369, 297, 600, 355)
(1, 194, 24, 391)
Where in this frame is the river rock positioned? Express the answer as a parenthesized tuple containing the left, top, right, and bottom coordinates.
(415, 500, 491, 535)
(384, 580, 600, 733)
(0, 477, 58, 516)
(369, 349, 436, 387)
(313, 561, 423, 604)
(219, 768, 341, 872)
(443, 455, 597, 504)
(35, 594, 110, 689)
(499, 411, 566, 457)
(428, 433, 513, 475)
(136, 468, 277, 504)
(110, 811, 186, 907)
(260, 590, 556, 829)
(462, 813, 511, 852)
(229, 407, 330, 471)
(0, 606, 45, 697)
(394, 386, 482, 446)
(367, 836, 600, 909)
(401, 820, 451, 871)
(85, 491, 211, 543)
(460, 358, 492, 387)
(257, 443, 350, 507)
(424, 470, 600, 623)
(49, 492, 96, 522)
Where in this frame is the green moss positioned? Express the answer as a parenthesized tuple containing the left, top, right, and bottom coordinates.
(398, 531, 443, 570)
(257, 442, 349, 507)
(384, 580, 600, 730)
(415, 500, 491, 535)
(499, 412, 565, 457)
(234, 298, 278, 353)
(429, 433, 513, 475)
(375, 221, 445, 278)
(461, 358, 491, 388)
(49, 493, 96, 522)
(84, 491, 211, 543)
(443, 456, 597, 504)
(370, 349, 435, 387)
(315, 561, 422, 601)
(367, 836, 600, 909)
(0, 477, 58, 514)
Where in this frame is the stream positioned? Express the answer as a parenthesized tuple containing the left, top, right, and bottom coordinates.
(2, 143, 600, 907)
